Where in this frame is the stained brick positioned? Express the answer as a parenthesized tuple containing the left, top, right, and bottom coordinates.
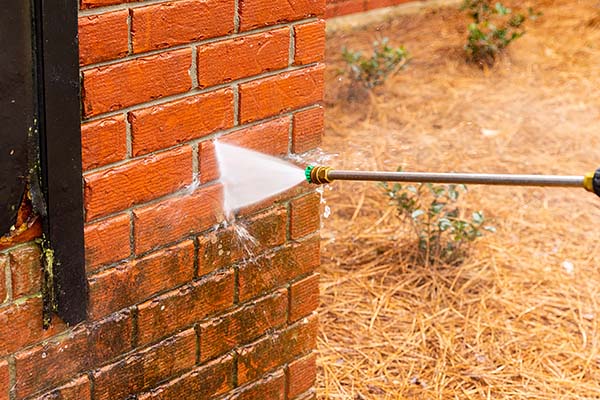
(289, 273, 319, 322)
(239, 0, 325, 31)
(129, 89, 234, 156)
(0, 255, 7, 304)
(133, 184, 222, 254)
(290, 192, 321, 239)
(196, 28, 290, 88)
(131, 0, 235, 53)
(237, 316, 317, 385)
(287, 353, 317, 398)
(9, 244, 41, 298)
(239, 65, 324, 123)
(88, 241, 195, 319)
(232, 371, 285, 400)
(93, 329, 196, 400)
(0, 359, 8, 400)
(81, 0, 132, 9)
(137, 354, 234, 399)
(292, 106, 324, 153)
(238, 236, 320, 301)
(137, 270, 234, 346)
(79, 10, 129, 66)
(82, 49, 192, 117)
(84, 146, 193, 221)
(199, 290, 287, 361)
(325, 0, 365, 18)
(81, 115, 128, 171)
(14, 311, 133, 399)
(84, 213, 131, 273)
(366, 0, 410, 10)
(294, 20, 326, 66)
(33, 375, 91, 400)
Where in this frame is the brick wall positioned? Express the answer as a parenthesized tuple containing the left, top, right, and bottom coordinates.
(0, 0, 325, 398)
(326, 0, 413, 18)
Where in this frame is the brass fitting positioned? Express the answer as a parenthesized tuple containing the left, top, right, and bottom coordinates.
(307, 166, 334, 185)
(584, 171, 594, 192)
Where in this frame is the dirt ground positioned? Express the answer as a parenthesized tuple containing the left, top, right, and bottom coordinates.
(316, 0, 600, 398)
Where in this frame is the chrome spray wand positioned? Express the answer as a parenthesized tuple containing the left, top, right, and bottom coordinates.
(305, 166, 600, 197)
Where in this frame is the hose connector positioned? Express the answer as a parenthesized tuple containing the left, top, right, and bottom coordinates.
(583, 168, 600, 197)
(306, 166, 334, 185)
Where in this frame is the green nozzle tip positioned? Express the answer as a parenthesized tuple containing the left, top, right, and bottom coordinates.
(305, 166, 314, 183)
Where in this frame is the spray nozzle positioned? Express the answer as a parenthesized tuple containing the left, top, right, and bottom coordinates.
(306, 166, 334, 185)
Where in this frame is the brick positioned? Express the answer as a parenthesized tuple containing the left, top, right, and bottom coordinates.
(88, 241, 195, 320)
(0, 359, 8, 400)
(84, 213, 131, 273)
(15, 311, 133, 399)
(294, 390, 317, 400)
(294, 21, 326, 66)
(9, 244, 41, 298)
(289, 273, 319, 322)
(366, 0, 410, 10)
(33, 375, 91, 400)
(325, 0, 365, 18)
(290, 192, 321, 240)
(129, 89, 234, 156)
(292, 106, 324, 153)
(137, 354, 233, 400)
(81, 0, 132, 9)
(237, 316, 317, 385)
(82, 49, 192, 117)
(84, 146, 193, 221)
(78, 10, 129, 66)
(239, 65, 324, 124)
(238, 236, 320, 301)
(133, 184, 222, 254)
(231, 371, 285, 400)
(196, 28, 290, 88)
(0, 297, 66, 358)
(131, 0, 235, 53)
(287, 353, 317, 398)
(0, 255, 7, 304)
(239, 0, 325, 31)
(137, 270, 234, 346)
(198, 207, 287, 276)
(199, 290, 287, 362)
(93, 329, 196, 400)
(198, 117, 291, 184)
(81, 115, 128, 171)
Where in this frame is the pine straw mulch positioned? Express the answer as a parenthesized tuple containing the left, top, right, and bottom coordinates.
(316, 0, 600, 398)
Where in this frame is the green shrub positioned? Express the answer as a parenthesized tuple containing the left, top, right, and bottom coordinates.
(461, 0, 540, 66)
(342, 38, 409, 89)
(381, 176, 495, 266)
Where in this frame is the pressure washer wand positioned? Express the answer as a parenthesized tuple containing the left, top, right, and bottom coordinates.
(305, 166, 600, 197)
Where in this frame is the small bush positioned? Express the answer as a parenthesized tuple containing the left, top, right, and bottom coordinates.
(381, 176, 494, 266)
(342, 38, 409, 89)
(461, 0, 540, 66)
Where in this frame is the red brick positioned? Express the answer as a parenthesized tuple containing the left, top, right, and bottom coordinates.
(197, 207, 288, 276)
(137, 354, 233, 399)
(294, 391, 317, 400)
(81, 115, 127, 171)
(0, 255, 7, 304)
(198, 117, 291, 184)
(239, 65, 324, 124)
(232, 371, 285, 400)
(238, 236, 320, 301)
(9, 244, 41, 298)
(14, 311, 133, 399)
(237, 316, 317, 385)
(93, 329, 196, 400)
(131, 0, 235, 53)
(33, 375, 91, 400)
(289, 273, 319, 322)
(88, 241, 195, 320)
(0, 297, 66, 358)
(290, 192, 321, 240)
(0, 359, 8, 400)
(294, 21, 326, 66)
(366, 0, 410, 10)
(199, 290, 287, 361)
(84, 146, 193, 221)
(133, 184, 222, 254)
(82, 49, 192, 117)
(78, 10, 129, 66)
(239, 0, 325, 31)
(196, 28, 290, 88)
(137, 270, 234, 346)
(292, 106, 324, 153)
(287, 353, 317, 398)
(325, 0, 365, 18)
(81, 0, 132, 9)
(129, 89, 234, 156)
(84, 213, 131, 273)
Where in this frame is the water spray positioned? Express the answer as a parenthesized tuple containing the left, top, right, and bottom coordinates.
(305, 165, 600, 196)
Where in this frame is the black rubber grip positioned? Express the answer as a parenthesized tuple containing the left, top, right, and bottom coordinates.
(594, 168, 600, 197)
